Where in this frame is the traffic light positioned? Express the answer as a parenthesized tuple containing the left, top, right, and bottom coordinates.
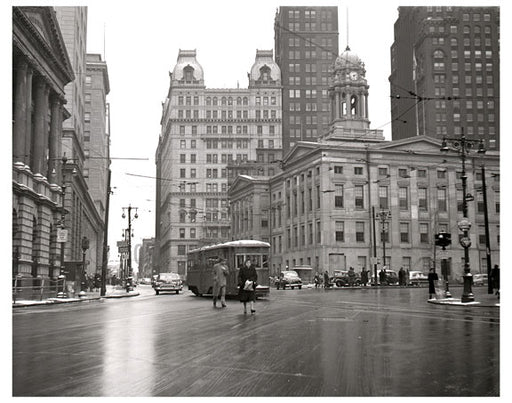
(435, 232, 452, 248)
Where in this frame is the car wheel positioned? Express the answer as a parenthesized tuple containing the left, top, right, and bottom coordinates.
(298, 285, 302, 290)
(276, 283, 280, 290)
(291, 286, 294, 290)
(155, 290, 159, 295)
(176, 290, 179, 294)
(336, 280, 344, 288)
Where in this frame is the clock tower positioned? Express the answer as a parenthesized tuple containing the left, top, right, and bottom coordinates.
(321, 46, 384, 144)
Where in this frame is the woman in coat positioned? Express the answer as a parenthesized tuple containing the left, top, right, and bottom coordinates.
(238, 258, 258, 314)
(427, 268, 439, 299)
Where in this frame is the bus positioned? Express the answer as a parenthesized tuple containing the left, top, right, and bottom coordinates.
(187, 240, 270, 298)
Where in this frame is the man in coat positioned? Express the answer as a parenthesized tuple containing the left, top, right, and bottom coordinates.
(213, 256, 229, 308)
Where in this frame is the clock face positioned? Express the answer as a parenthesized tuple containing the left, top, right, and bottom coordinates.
(350, 71, 359, 80)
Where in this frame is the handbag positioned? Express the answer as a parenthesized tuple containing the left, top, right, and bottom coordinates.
(244, 280, 254, 291)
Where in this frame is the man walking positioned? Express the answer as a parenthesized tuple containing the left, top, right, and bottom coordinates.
(213, 256, 229, 308)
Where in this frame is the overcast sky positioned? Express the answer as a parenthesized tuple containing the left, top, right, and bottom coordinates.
(6, 0, 508, 272)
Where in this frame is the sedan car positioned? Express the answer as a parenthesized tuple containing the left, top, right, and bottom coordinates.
(408, 271, 429, 287)
(153, 272, 183, 295)
(276, 271, 303, 290)
(473, 273, 488, 286)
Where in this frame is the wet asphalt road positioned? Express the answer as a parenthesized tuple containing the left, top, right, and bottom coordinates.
(12, 285, 499, 397)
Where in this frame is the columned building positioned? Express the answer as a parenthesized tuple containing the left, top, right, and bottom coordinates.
(274, 6, 339, 152)
(229, 46, 500, 280)
(390, 6, 500, 149)
(12, 6, 74, 278)
(155, 49, 282, 277)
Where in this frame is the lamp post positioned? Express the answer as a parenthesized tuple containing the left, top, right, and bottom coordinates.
(376, 210, 391, 273)
(122, 205, 138, 279)
(81, 236, 89, 292)
(441, 128, 485, 302)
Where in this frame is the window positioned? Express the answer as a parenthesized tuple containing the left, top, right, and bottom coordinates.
(399, 187, 408, 210)
(356, 222, 365, 242)
(378, 167, 388, 176)
(335, 221, 344, 242)
(418, 188, 428, 210)
(177, 245, 186, 255)
(398, 168, 408, 178)
(417, 169, 427, 178)
(400, 222, 410, 243)
(379, 186, 389, 210)
(335, 184, 344, 208)
(354, 167, 363, 175)
(179, 228, 185, 239)
(334, 166, 343, 174)
(437, 188, 447, 212)
(420, 223, 429, 243)
(437, 169, 446, 179)
(355, 185, 364, 209)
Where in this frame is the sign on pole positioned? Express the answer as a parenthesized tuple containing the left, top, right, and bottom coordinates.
(57, 228, 68, 243)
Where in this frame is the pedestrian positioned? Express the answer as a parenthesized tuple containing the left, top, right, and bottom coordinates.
(491, 264, 500, 296)
(238, 258, 258, 314)
(360, 267, 368, 286)
(379, 268, 386, 285)
(428, 268, 439, 299)
(399, 267, 405, 287)
(323, 270, 330, 288)
(314, 272, 321, 288)
(348, 266, 356, 286)
(213, 256, 229, 308)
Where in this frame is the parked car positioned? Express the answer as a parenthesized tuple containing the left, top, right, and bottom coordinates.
(139, 277, 152, 285)
(276, 271, 303, 290)
(330, 270, 361, 287)
(473, 273, 488, 286)
(408, 271, 429, 287)
(373, 269, 399, 285)
(153, 272, 183, 295)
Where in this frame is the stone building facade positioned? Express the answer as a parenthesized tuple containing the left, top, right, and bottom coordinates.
(155, 49, 282, 277)
(229, 45, 500, 280)
(12, 6, 74, 278)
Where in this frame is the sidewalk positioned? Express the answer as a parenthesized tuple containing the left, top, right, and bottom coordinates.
(428, 287, 500, 307)
(12, 285, 140, 308)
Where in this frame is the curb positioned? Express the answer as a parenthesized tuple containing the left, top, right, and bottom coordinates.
(427, 297, 500, 308)
(12, 292, 140, 308)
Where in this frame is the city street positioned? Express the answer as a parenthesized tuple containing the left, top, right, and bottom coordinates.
(13, 285, 499, 397)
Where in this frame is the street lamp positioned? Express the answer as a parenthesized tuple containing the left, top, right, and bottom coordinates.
(121, 205, 138, 279)
(441, 128, 485, 302)
(81, 236, 89, 292)
(376, 210, 391, 274)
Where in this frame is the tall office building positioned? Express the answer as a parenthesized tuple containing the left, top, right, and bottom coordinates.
(389, 6, 500, 149)
(155, 49, 282, 277)
(274, 6, 339, 152)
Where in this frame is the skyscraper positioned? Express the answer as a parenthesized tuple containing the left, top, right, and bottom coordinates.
(274, 6, 339, 152)
(155, 49, 282, 277)
(389, 6, 500, 149)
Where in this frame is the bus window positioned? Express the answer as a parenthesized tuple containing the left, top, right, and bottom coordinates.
(236, 254, 245, 269)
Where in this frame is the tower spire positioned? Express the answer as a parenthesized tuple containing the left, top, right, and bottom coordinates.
(346, 7, 350, 51)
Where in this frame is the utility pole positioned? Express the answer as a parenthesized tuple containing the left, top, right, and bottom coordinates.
(122, 205, 138, 278)
(481, 165, 493, 294)
(100, 169, 112, 296)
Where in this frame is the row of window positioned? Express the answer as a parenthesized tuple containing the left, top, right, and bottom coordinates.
(287, 50, 335, 60)
(287, 22, 334, 31)
(427, 24, 494, 35)
(288, 37, 335, 48)
(288, 76, 330, 86)
(287, 9, 334, 20)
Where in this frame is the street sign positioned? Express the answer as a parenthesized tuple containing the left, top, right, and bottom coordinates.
(118, 246, 129, 253)
(56, 228, 68, 243)
(117, 241, 128, 247)
(459, 236, 472, 248)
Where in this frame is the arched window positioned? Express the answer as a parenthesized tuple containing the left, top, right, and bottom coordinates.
(350, 95, 358, 116)
(206, 97, 211, 105)
(259, 65, 271, 82)
(228, 97, 233, 105)
(213, 97, 218, 106)
(236, 97, 242, 105)
(31, 215, 38, 277)
(341, 92, 347, 116)
(433, 49, 445, 59)
(243, 97, 248, 105)
(221, 97, 227, 105)
(183, 66, 195, 82)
